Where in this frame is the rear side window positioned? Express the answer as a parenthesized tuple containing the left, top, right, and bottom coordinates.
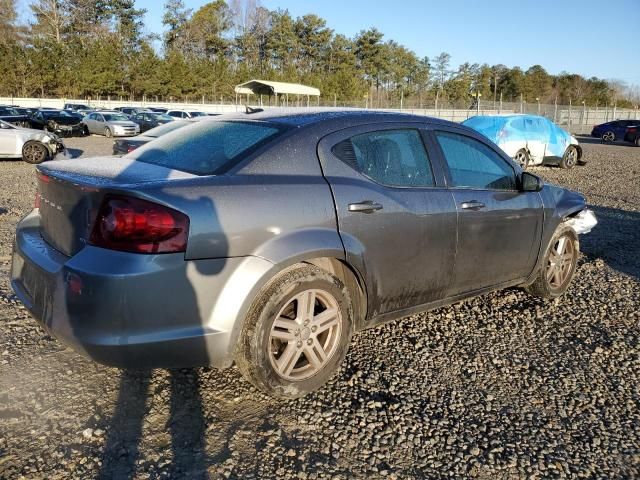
(435, 131, 516, 190)
(127, 121, 284, 175)
(332, 129, 435, 187)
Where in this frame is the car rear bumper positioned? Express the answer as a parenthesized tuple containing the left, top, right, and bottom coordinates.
(11, 210, 273, 369)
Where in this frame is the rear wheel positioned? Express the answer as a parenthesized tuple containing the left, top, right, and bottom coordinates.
(601, 131, 615, 142)
(22, 142, 49, 164)
(235, 264, 354, 399)
(560, 146, 578, 169)
(514, 149, 530, 170)
(104, 127, 112, 138)
(82, 125, 89, 136)
(635, 137, 640, 147)
(525, 225, 579, 299)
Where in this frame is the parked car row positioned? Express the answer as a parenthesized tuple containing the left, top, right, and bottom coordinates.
(591, 119, 640, 146)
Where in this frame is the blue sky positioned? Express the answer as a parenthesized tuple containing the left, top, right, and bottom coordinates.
(22, 0, 639, 85)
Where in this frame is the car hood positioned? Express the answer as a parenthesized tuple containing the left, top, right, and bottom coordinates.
(5, 126, 60, 142)
(108, 121, 138, 127)
(46, 116, 81, 125)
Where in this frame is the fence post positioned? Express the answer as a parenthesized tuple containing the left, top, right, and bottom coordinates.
(499, 92, 502, 113)
(553, 96, 558, 122)
(520, 93, 523, 113)
(568, 98, 572, 127)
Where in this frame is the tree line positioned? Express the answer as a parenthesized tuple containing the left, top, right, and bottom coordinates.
(0, 0, 638, 108)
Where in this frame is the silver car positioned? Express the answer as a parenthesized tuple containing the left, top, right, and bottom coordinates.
(10, 110, 595, 398)
(82, 111, 140, 137)
(0, 119, 66, 163)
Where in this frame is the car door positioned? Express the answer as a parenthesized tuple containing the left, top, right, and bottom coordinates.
(524, 117, 546, 164)
(431, 128, 543, 295)
(318, 124, 457, 318)
(0, 123, 18, 155)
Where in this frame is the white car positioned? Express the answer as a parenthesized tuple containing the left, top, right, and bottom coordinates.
(166, 110, 209, 119)
(462, 114, 584, 169)
(0, 119, 66, 164)
(82, 111, 140, 137)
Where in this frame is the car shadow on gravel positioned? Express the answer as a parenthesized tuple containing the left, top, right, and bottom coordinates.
(580, 205, 640, 280)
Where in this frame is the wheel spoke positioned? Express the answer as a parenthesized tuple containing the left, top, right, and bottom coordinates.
(556, 237, 567, 256)
(296, 290, 316, 321)
(553, 267, 562, 286)
(270, 328, 296, 342)
(276, 345, 301, 376)
(273, 316, 298, 333)
(546, 265, 555, 281)
(304, 341, 326, 371)
(313, 307, 339, 334)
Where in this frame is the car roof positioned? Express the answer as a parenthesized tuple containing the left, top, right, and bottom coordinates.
(218, 108, 459, 128)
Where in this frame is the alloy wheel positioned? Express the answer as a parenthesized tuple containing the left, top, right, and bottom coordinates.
(565, 148, 577, 167)
(602, 131, 615, 142)
(268, 288, 342, 381)
(514, 150, 528, 169)
(546, 235, 575, 289)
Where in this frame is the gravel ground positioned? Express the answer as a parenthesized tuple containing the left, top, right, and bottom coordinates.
(0, 135, 639, 479)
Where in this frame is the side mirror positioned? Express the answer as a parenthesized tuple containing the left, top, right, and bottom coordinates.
(521, 172, 543, 192)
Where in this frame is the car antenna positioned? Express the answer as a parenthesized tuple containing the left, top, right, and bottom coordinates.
(245, 105, 264, 114)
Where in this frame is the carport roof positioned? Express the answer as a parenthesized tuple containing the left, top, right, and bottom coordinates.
(234, 80, 321, 97)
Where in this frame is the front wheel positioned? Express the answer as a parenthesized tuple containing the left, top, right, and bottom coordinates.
(22, 142, 49, 164)
(104, 127, 112, 138)
(235, 264, 354, 399)
(560, 146, 578, 169)
(601, 131, 615, 142)
(525, 225, 579, 299)
(514, 149, 530, 170)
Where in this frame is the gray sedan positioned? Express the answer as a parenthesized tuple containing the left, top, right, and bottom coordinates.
(82, 111, 140, 137)
(10, 110, 596, 398)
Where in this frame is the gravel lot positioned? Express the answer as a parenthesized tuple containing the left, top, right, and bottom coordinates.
(1, 135, 639, 479)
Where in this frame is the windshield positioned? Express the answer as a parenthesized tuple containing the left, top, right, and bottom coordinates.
(43, 110, 71, 118)
(150, 113, 173, 121)
(189, 112, 207, 117)
(126, 120, 285, 175)
(103, 113, 130, 122)
(0, 107, 19, 115)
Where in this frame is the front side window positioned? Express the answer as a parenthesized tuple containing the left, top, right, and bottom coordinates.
(435, 131, 516, 190)
(332, 129, 435, 187)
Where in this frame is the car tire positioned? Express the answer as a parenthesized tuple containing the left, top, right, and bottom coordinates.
(525, 224, 579, 299)
(235, 264, 354, 399)
(22, 141, 49, 164)
(82, 125, 89, 136)
(104, 127, 112, 138)
(635, 137, 640, 147)
(559, 146, 578, 169)
(601, 131, 615, 142)
(514, 149, 530, 170)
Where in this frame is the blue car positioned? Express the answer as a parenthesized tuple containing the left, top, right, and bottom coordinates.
(462, 114, 584, 169)
(591, 119, 640, 142)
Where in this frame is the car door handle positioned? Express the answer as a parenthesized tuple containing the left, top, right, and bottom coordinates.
(460, 200, 486, 211)
(348, 201, 383, 213)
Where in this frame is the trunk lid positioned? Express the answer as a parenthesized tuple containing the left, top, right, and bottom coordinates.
(36, 157, 196, 256)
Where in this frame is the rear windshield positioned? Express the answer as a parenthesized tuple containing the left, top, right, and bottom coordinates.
(103, 113, 130, 121)
(126, 120, 285, 175)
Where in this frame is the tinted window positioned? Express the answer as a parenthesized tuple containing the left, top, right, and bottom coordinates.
(435, 132, 516, 190)
(332, 129, 434, 187)
(144, 121, 188, 138)
(127, 121, 284, 175)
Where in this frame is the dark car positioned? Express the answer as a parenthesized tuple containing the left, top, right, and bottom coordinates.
(130, 111, 174, 133)
(11, 110, 596, 399)
(115, 106, 150, 117)
(0, 105, 36, 128)
(624, 125, 640, 146)
(63, 103, 91, 112)
(591, 120, 640, 142)
(30, 109, 85, 137)
(148, 107, 168, 113)
(112, 120, 190, 155)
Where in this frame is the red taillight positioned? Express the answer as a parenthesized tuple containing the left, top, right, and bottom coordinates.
(127, 145, 137, 153)
(89, 196, 189, 253)
(629, 127, 637, 133)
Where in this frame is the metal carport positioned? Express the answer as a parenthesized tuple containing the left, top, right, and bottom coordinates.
(234, 80, 321, 106)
